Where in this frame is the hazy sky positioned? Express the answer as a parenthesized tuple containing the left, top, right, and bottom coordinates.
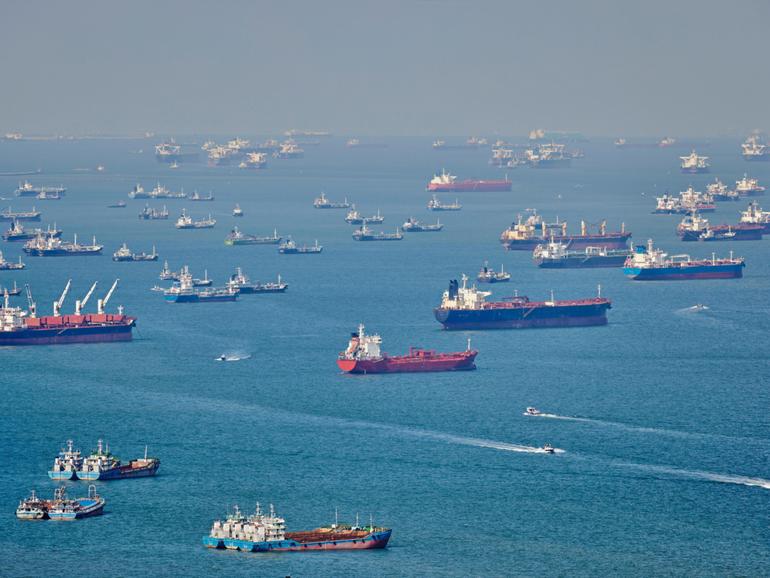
(1, 0, 768, 137)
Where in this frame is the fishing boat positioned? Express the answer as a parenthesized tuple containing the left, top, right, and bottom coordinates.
(47, 485, 105, 521)
(48, 439, 83, 480)
(15, 490, 49, 520)
(278, 238, 323, 254)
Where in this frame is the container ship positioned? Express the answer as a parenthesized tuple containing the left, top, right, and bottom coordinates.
(0, 279, 135, 345)
(677, 213, 763, 241)
(623, 239, 745, 280)
(313, 193, 350, 209)
(1, 206, 41, 222)
(533, 241, 631, 268)
(680, 150, 709, 173)
(500, 212, 630, 251)
(426, 169, 511, 192)
(204, 503, 390, 553)
(24, 234, 103, 256)
(225, 227, 282, 245)
(15, 181, 66, 197)
(337, 324, 477, 374)
(434, 275, 611, 330)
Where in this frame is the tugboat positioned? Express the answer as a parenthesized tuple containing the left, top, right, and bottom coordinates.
(225, 227, 282, 246)
(0, 206, 41, 222)
(227, 268, 288, 294)
(739, 201, 770, 232)
(23, 234, 103, 256)
(233, 204, 244, 217)
(77, 440, 161, 480)
(402, 217, 443, 232)
(203, 502, 392, 552)
(433, 275, 611, 330)
(0, 251, 25, 270)
(139, 204, 169, 220)
(477, 262, 511, 283)
(112, 243, 158, 262)
(337, 324, 477, 374)
(107, 200, 127, 208)
(680, 150, 710, 173)
(47, 485, 105, 520)
(352, 224, 403, 241)
(175, 209, 216, 229)
(500, 212, 631, 250)
(3, 221, 62, 242)
(533, 241, 632, 268)
(15, 490, 49, 520)
(278, 238, 323, 254)
(677, 212, 763, 241)
(427, 195, 462, 211)
(164, 269, 238, 302)
(735, 174, 765, 196)
(313, 193, 351, 209)
(48, 439, 83, 480)
(623, 239, 745, 280)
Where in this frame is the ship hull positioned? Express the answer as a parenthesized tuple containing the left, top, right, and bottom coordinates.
(624, 264, 744, 280)
(532, 158, 572, 168)
(679, 227, 763, 241)
(434, 301, 610, 330)
(236, 286, 287, 294)
(681, 168, 709, 174)
(503, 234, 631, 251)
(337, 352, 476, 374)
(203, 529, 391, 552)
(48, 470, 76, 481)
(0, 215, 40, 222)
(535, 254, 629, 268)
(77, 461, 159, 480)
(427, 180, 511, 192)
(24, 248, 102, 256)
(48, 499, 104, 521)
(164, 294, 238, 303)
(0, 322, 134, 346)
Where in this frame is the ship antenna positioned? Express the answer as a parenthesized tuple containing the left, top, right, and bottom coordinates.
(467, 337, 471, 351)
(144, 445, 148, 460)
(597, 284, 602, 298)
(335, 507, 339, 528)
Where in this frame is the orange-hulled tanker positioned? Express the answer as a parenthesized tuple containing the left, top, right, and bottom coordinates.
(337, 324, 477, 374)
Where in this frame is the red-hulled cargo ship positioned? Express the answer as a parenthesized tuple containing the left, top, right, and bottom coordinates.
(500, 211, 630, 251)
(0, 280, 135, 346)
(336, 324, 477, 373)
(426, 169, 511, 192)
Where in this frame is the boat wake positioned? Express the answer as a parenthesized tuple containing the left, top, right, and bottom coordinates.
(614, 461, 770, 490)
(676, 304, 710, 314)
(396, 428, 563, 454)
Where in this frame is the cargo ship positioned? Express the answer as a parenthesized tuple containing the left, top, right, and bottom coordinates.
(741, 135, 770, 162)
(189, 191, 215, 202)
(76, 439, 160, 480)
(402, 217, 443, 232)
(677, 213, 763, 241)
(155, 140, 199, 163)
(14, 181, 66, 197)
(533, 241, 631, 268)
(523, 143, 572, 168)
(225, 227, 281, 245)
(337, 324, 477, 374)
(352, 224, 403, 241)
(0, 281, 21, 295)
(313, 193, 350, 209)
(107, 200, 127, 208)
(653, 187, 715, 214)
(432, 137, 489, 150)
(0, 206, 41, 222)
(623, 239, 745, 280)
(0, 279, 136, 345)
(164, 270, 238, 303)
(500, 212, 630, 251)
(112, 243, 158, 262)
(227, 268, 287, 294)
(3, 221, 61, 241)
(203, 503, 391, 552)
(427, 195, 461, 211)
(433, 275, 611, 330)
(278, 238, 323, 253)
(477, 262, 510, 283)
(175, 210, 216, 229)
(17, 486, 104, 521)
(274, 142, 304, 159)
(706, 178, 740, 201)
(48, 439, 83, 480)
(739, 201, 770, 232)
(426, 169, 511, 192)
(735, 174, 765, 196)
(139, 204, 169, 220)
(680, 150, 709, 173)
(24, 234, 103, 256)
(345, 207, 383, 225)
(0, 251, 25, 270)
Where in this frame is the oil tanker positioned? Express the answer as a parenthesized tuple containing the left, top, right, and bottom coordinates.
(426, 169, 511, 192)
(203, 502, 391, 552)
(623, 240, 745, 280)
(0, 280, 135, 346)
(336, 324, 477, 373)
(433, 275, 611, 330)
(500, 212, 631, 251)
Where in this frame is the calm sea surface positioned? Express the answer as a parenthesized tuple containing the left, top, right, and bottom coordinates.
(1, 137, 768, 576)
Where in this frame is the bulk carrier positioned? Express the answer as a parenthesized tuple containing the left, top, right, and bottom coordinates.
(500, 212, 630, 251)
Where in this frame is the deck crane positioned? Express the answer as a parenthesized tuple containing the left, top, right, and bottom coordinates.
(97, 279, 119, 315)
(24, 284, 36, 317)
(75, 282, 98, 315)
(53, 279, 72, 317)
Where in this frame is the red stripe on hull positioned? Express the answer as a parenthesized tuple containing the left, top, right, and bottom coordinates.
(439, 315, 608, 330)
(338, 351, 477, 374)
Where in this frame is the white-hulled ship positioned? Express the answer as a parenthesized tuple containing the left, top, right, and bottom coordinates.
(735, 174, 765, 196)
(680, 150, 709, 173)
(175, 210, 216, 229)
(427, 195, 461, 211)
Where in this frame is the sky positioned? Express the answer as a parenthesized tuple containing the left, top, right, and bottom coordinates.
(0, 0, 768, 137)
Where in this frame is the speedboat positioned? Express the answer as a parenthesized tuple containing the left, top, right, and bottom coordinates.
(542, 444, 555, 454)
(216, 354, 227, 362)
(525, 407, 541, 416)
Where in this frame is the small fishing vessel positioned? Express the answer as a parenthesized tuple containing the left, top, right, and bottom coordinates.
(225, 227, 281, 246)
(47, 485, 105, 521)
(176, 209, 216, 229)
(112, 243, 158, 262)
(313, 193, 350, 209)
(427, 195, 462, 211)
(0, 251, 25, 270)
(352, 224, 403, 241)
(48, 439, 83, 480)
(542, 444, 555, 454)
(402, 217, 443, 232)
(227, 268, 288, 294)
(233, 204, 244, 217)
(203, 502, 392, 552)
(15, 490, 49, 520)
(77, 440, 161, 480)
(278, 238, 323, 254)
(477, 262, 510, 283)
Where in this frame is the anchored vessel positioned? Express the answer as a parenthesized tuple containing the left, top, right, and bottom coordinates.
(15, 490, 49, 520)
(433, 275, 611, 330)
(337, 324, 477, 374)
(3, 221, 61, 241)
(741, 134, 770, 162)
(225, 227, 282, 245)
(77, 439, 160, 480)
(680, 150, 709, 173)
(15, 181, 66, 197)
(108, 200, 127, 208)
(0, 251, 25, 270)
(345, 206, 383, 225)
(139, 204, 169, 220)
(279, 238, 323, 253)
(477, 262, 511, 283)
(313, 193, 350, 209)
(164, 269, 238, 303)
(0, 281, 21, 295)
(706, 179, 740, 201)
(735, 174, 765, 196)
(739, 201, 770, 232)
(653, 187, 715, 214)
(24, 234, 103, 256)
(427, 195, 462, 211)
(352, 224, 403, 241)
(0, 279, 135, 345)
(500, 212, 630, 251)
(48, 439, 83, 480)
(189, 191, 215, 202)
(233, 204, 244, 217)
(17, 486, 104, 521)
(176, 209, 216, 229)
(427, 169, 511, 192)
(677, 213, 763, 241)
(0, 206, 41, 222)
(203, 503, 391, 552)
(227, 268, 287, 294)
(113, 243, 158, 262)
(155, 141, 199, 163)
(523, 143, 572, 168)
(533, 241, 632, 268)
(402, 217, 443, 232)
(623, 239, 745, 280)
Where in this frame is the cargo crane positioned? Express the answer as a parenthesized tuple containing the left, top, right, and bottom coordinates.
(24, 284, 36, 317)
(97, 279, 119, 314)
(75, 282, 98, 315)
(52, 279, 72, 317)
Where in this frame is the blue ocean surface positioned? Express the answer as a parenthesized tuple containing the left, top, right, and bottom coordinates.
(1, 137, 768, 576)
